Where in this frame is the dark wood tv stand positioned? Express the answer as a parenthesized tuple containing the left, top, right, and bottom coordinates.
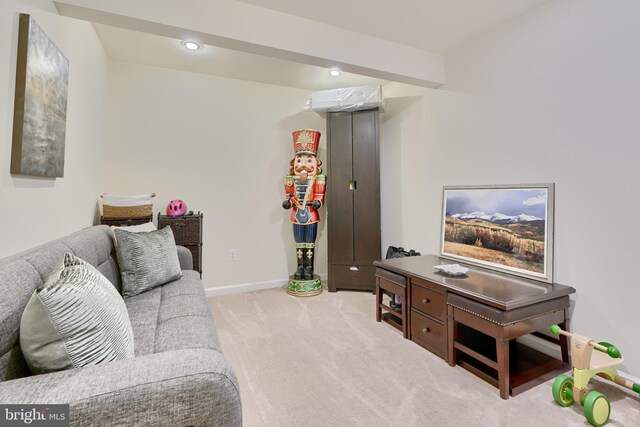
(374, 255, 575, 399)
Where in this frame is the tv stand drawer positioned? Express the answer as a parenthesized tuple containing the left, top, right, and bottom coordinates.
(410, 310, 446, 360)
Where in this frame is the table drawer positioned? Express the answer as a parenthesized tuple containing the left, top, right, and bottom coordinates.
(411, 283, 446, 321)
(411, 310, 447, 360)
(158, 214, 202, 245)
(377, 277, 405, 295)
(375, 268, 407, 286)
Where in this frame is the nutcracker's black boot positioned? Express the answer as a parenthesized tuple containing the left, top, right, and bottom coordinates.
(303, 245, 315, 280)
(294, 245, 304, 280)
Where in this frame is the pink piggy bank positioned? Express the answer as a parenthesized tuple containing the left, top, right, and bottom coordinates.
(166, 199, 187, 217)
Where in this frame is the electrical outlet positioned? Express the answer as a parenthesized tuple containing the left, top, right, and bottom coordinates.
(228, 249, 238, 261)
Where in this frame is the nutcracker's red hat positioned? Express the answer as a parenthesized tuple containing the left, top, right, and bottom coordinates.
(292, 129, 321, 156)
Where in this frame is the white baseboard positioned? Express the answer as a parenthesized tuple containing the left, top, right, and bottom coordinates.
(518, 335, 640, 386)
(618, 370, 640, 386)
(205, 274, 329, 297)
(517, 334, 562, 360)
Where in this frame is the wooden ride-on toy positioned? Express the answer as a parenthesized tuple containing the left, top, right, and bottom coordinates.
(549, 324, 640, 426)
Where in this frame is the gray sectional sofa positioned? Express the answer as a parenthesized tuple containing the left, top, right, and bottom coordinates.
(0, 225, 242, 426)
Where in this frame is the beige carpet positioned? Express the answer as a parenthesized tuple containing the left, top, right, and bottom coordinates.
(208, 287, 639, 426)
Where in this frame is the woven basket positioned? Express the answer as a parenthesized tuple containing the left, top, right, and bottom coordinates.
(103, 204, 153, 219)
(101, 193, 155, 219)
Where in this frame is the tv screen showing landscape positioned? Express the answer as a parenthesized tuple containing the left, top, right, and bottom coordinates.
(440, 184, 554, 282)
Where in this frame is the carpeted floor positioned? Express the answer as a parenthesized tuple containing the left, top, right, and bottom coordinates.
(208, 287, 639, 426)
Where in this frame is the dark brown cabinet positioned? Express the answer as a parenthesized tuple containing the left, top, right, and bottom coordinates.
(158, 213, 203, 276)
(327, 109, 381, 292)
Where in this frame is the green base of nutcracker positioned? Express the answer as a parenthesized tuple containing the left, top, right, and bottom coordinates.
(287, 275, 322, 297)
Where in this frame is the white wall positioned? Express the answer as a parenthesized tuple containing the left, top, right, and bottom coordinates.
(0, 0, 109, 258)
(104, 61, 326, 287)
(381, 0, 640, 374)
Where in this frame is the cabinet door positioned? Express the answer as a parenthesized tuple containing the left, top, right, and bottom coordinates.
(327, 112, 354, 263)
(327, 109, 380, 292)
(352, 109, 381, 264)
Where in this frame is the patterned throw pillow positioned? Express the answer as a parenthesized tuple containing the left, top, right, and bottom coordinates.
(20, 253, 135, 374)
(114, 226, 182, 298)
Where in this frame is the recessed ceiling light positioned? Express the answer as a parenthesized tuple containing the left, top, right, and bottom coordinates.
(329, 69, 341, 77)
(182, 40, 203, 51)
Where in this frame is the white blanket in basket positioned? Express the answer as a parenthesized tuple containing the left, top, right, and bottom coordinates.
(102, 194, 154, 207)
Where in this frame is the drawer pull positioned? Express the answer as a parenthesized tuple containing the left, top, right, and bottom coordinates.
(422, 327, 431, 334)
(422, 298, 430, 304)
(349, 266, 359, 271)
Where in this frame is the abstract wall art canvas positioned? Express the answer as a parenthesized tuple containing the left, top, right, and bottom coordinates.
(11, 14, 69, 178)
(440, 184, 554, 282)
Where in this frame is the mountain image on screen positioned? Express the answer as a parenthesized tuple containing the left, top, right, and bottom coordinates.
(443, 211, 545, 273)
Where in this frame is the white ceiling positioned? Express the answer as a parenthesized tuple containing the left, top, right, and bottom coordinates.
(237, 0, 550, 54)
(93, 24, 389, 91)
(88, 0, 550, 91)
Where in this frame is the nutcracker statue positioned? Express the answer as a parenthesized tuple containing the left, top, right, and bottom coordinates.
(282, 129, 326, 296)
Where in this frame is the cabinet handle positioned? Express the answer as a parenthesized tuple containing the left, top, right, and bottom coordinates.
(349, 180, 357, 190)
(422, 298, 430, 304)
(422, 327, 431, 334)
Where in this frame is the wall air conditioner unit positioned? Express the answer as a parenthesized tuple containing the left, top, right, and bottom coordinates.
(309, 85, 383, 113)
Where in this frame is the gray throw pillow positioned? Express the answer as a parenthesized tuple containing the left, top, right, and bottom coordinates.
(114, 226, 182, 297)
(20, 253, 135, 374)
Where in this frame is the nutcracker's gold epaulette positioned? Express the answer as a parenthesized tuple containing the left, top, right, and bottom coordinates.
(284, 174, 294, 185)
(316, 174, 326, 183)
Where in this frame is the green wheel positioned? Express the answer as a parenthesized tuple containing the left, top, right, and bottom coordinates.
(552, 374, 574, 407)
(583, 391, 610, 427)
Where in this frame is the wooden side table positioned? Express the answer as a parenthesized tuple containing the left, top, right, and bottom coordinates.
(158, 213, 203, 276)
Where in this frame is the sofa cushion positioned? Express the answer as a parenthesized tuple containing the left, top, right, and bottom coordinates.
(125, 271, 222, 356)
(125, 287, 161, 356)
(20, 253, 135, 374)
(115, 227, 182, 298)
